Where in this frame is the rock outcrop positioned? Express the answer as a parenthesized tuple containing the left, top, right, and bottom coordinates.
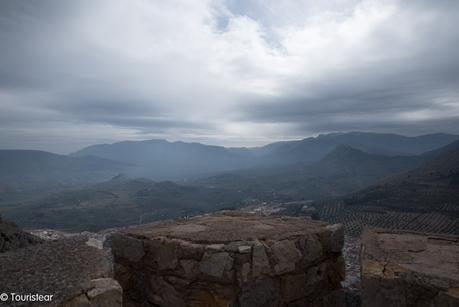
(361, 228, 459, 307)
(112, 212, 345, 307)
(0, 235, 122, 306)
(62, 277, 122, 307)
(0, 215, 43, 253)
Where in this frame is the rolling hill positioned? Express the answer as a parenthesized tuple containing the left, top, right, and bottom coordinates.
(71, 139, 255, 179)
(193, 144, 424, 201)
(344, 141, 459, 212)
(0, 150, 127, 202)
(0, 176, 245, 231)
(315, 141, 459, 236)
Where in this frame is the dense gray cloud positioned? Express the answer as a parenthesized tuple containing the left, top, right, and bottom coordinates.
(0, 0, 459, 153)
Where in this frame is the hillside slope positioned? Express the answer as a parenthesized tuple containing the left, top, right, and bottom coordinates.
(195, 145, 423, 200)
(0, 150, 127, 201)
(255, 132, 459, 164)
(0, 176, 245, 231)
(72, 139, 255, 179)
(344, 141, 459, 211)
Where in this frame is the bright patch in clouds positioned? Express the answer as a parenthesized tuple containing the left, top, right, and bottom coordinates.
(0, 0, 458, 152)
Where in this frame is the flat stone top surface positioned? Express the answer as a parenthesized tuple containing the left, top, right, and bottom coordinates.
(362, 228, 459, 284)
(0, 236, 112, 306)
(122, 212, 330, 243)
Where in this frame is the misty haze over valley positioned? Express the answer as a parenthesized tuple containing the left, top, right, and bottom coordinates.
(1, 131, 458, 233)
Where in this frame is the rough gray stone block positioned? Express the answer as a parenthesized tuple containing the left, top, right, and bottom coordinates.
(112, 212, 345, 307)
(361, 228, 459, 307)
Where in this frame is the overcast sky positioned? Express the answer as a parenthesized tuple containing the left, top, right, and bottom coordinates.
(1, 0, 459, 153)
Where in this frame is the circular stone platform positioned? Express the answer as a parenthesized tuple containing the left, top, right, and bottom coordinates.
(111, 212, 345, 307)
(121, 211, 331, 243)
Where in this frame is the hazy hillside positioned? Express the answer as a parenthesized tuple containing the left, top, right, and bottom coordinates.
(0, 176, 245, 231)
(308, 144, 422, 176)
(344, 141, 459, 211)
(71, 139, 256, 179)
(315, 142, 459, 236)
(71, 132, 458, 180)
(418, 139, 459, 164)
(256, 132, 459, 164)
(194, 144, 424, 200)
(0, 150, 127, 202)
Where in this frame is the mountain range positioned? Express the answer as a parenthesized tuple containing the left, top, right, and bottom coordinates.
(1, 132, 457, 186)
(1, 132, 458, 231)
(251, 132, 459, 162)
(71, 132, 458, 179)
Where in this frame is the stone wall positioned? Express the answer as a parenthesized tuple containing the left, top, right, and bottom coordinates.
(361, 228, 459, 307)
(0, 235, 122, 307)
(112, 212, 345, 307)
(62, 278, 122, 307)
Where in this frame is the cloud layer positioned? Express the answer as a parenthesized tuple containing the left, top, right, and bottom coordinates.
(1, 0, 459, 153)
